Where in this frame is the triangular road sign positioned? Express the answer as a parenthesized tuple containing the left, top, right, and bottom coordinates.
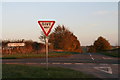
(94, 67, 112, 74)
(38, 21, 55, 36)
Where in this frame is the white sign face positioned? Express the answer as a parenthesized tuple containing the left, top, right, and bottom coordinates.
(40, 22, 53, 33)
(7, 43, 25, 47)
(38, 21, 55, 36)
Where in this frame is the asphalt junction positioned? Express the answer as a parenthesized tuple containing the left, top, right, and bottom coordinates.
(1, 53, 120, 79)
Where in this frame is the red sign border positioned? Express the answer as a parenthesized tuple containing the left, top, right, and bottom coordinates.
(38, 21, 55, 36)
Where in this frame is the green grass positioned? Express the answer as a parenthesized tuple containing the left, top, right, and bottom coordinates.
(2, 64, 96, 78)
(53, 51, 80, 54)
(2, 51, 80, 59)
(2, 53, 73, 59)
(100, 52, 119, 57)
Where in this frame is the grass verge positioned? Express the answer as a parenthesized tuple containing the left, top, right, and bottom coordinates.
(2, 64, 96, 78)
(100, 52, 119, 58)
(2, 52, 73, 59)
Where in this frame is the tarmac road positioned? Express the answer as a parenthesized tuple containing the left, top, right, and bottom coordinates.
(2, 53, 119, 64)
(1, 53, 120, 79)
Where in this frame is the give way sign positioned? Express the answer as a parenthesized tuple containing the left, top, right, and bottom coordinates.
(38, 21, 55, 36)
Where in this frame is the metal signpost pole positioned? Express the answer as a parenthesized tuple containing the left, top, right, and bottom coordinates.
(46, 37, 48, 70)
(38, 20, 55, 70)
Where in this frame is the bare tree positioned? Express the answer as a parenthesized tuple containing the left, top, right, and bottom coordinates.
(39, 32, 46, 43)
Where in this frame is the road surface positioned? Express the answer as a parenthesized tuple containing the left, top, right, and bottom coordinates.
(1, 53, 120, 79)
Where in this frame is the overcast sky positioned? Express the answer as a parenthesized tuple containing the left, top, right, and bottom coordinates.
(2, 2, 118, 46)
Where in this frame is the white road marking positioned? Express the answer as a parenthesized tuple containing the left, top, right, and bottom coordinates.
(26, 63, 38, 64)
(94, 67, 112, 74)
(74, 63, 84, 65)
(3, 63, 119, 66)
(102, 57, 113, 59)
(3, 60, 22, 61)
(91, 57, 94, 60)
(63, 63, 72, 64)
(5, 63, 20, 64)
(52, 63, 61, 64)
(112, 64, 118, 65)
(99, 64, 108, 65)
(89, 53, 95, 60)
(40, 63, 46, 64)
(3, 62, 84, 65)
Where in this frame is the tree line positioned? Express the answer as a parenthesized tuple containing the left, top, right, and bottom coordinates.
(40, 25, 112, 53)
(2, 40, 45, 54)
(2, 25, 113, 54)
